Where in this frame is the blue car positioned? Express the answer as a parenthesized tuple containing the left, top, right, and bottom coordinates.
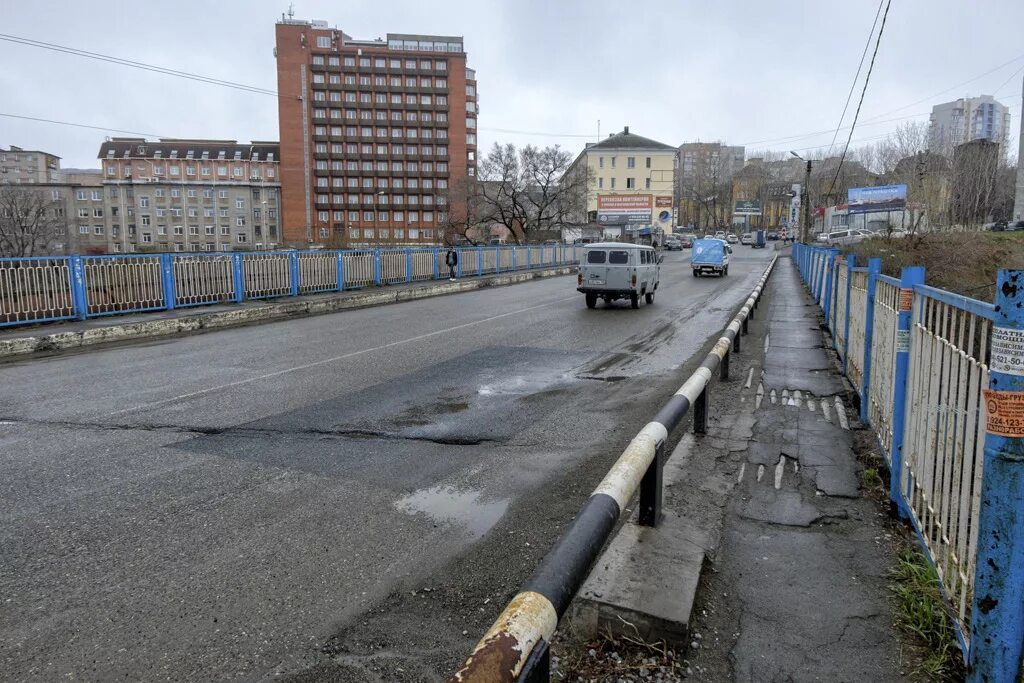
(691, 239, 730, 277)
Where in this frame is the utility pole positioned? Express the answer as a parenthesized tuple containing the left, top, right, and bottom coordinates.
(802, 159, 812, 243)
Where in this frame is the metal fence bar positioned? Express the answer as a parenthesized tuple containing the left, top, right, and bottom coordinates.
(0, 257, 76, 326)
(241, 252, 291, 299)
(297, 251, 338, 294)
(173, 254, 235, 307)
(82, 255, 164, 316)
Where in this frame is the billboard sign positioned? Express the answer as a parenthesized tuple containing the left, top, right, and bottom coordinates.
(733, 200, 762, 216)
(848, 184, 907, 214)
(597, 195, 652, 225)
(655, 196, 673, 208)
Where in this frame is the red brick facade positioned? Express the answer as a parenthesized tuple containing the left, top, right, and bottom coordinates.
(274, 21, 476, 246)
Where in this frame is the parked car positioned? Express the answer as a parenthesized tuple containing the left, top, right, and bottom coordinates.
(679, 236, 694, 248)
(740, 233, 753, 245)
(542, 239, 560, 245)
(715, 231, 727, 240)
(726, 234, 739, 244)
(573, 238, 595, 245)
(663, 236, 683, 251)
(691, 238, 731, 277)
(1010, 220, 1024, 231)
(577, 243, 661, 309)
(767, 231, 780, 241)
(703, 234, 714, 239)
(821, 229, 867, 246)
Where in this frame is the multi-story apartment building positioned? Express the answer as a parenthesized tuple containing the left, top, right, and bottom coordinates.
(568, 127, 678, 239)
(0, 145, 62, 184)
(1015, 75, 1024, 222)
(676, 142, 745, 229)
(97, 138, 281, 253)
(274, 16, 478, 246)
(929, 95, 1011, 154)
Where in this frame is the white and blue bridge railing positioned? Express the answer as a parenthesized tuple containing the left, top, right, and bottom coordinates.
(0, 244, 581, 329)
(793, 242, 1024, 683)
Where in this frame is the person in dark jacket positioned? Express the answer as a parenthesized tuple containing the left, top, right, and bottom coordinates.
(445, 247, 459, 280)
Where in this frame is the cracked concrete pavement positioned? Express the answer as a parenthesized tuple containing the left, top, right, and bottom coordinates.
(677, 255, 909, 682)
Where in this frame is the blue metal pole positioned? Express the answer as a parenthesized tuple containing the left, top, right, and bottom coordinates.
(433, 248, 440, 280)
(336, 251, 345, 291)
(70, 255, 88, 320)
(232, 253, 244, 303)
(842, 253, 855, 374)
(888, 265, 924, 520)
(512, 247, 517, 271)
(457, 248, 463, 278)
(495, 247, 501, 272)
(289, 251, 300, 296)
(860, 257, 881, 423)
(527, 246, 532, 270)
(823, 251, 836, 328)
(477, 247, 483, 276)
(967, 269, 1024, 683)
(374, 249, 382, 285)
(160, 253, 177, 311)
(406, 249, 413, 283)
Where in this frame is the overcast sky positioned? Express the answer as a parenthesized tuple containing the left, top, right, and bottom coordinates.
(2, 0, 1022, 168)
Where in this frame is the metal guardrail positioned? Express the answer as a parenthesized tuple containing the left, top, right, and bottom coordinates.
(0, 245, 581, 328)
(448, 255, 779, 682)
(793, 243, 1024, 682)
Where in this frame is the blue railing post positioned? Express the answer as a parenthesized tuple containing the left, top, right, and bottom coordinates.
(888, 265, 924, 520)
(336, 250, 345, 291)
(160, 253, 177, 311)
(373, 249, 382, 285)
(527, 246, 532, 270)
(823, 250, 836, 329)
(289, 251, 300, 296)
(495, 247, 501, 272)
(405, 249, 413, 283)
(843, 253, 855, 374)
(457, 249, 463, 278)
(967, 269, 1024, 683)
(477, 247, 483, 276)
(512, 247, 518, 271)
(432, 248, 440, 280)
(232, 253, 244, 303)
(70, 255, 88, 320)
(860, 257, 882, 423)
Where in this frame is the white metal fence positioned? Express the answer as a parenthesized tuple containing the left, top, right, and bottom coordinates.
(174, 255, 235, 306)
(903, 290, 990, 642)
(83, 256, 164, 316)
(846, 270, 869, 389)
(0, 258, 75, 325)
(867, 278, 901, 460)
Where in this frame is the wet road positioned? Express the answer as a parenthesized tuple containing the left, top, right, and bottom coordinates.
(0, 247, 775, 680)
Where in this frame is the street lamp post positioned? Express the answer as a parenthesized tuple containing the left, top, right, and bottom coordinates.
(790, 151, 813, 243)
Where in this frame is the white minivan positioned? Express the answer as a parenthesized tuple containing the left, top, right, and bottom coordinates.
(577, 243, 661, 309)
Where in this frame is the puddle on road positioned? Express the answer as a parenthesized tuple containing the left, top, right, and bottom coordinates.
(477, 372, 575, 397)
(395, 485, 509, 537)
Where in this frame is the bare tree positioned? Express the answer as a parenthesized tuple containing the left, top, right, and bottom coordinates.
(437, 176, 490, 245)
(0, 185, 64, 257)
(476, 142, 590, 245)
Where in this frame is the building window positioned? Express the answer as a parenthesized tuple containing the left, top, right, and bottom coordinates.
(645, 178, 651, 189)
(626, 178, 636, 189)
(363, 211, 374, 221)
(611, 157, 616, 168)
(141, 232, 152, 243)
(316, 35, 331, 48)
(237, 233, 248, 243)
(611, 178, 616, 189)
(646, 157, 651, 169)
(235, 198, 245, 209)
(598, 177, 604, 189)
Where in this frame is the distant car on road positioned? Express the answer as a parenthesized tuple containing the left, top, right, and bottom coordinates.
(715, 231, 727, 240)
(767, 231, 780, 241)
(740, 233, 753, 245)
(679, 236, 693, 248)
(573, 238, 595, 245)
(703, 234, 714, 239)
(726, 234, 739, 244)
(577, 242, 661, 309)
(663, 236, 683, 251)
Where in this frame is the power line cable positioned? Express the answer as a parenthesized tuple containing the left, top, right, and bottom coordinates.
(825, 0, 893, 199)
(0, 33, 277, 96)
(826, 0, 885, 157)
(0, 112, 165, 138)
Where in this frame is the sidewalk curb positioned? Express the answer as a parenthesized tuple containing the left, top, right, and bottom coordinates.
(1, 266, 574, 361)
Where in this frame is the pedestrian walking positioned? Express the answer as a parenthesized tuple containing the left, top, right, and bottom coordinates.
(445, 246, 459, 281)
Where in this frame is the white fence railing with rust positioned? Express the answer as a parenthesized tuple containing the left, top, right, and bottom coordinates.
(0, 244, 582, 328)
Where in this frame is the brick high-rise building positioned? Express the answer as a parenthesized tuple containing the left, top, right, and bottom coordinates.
(274, 16, 477, 247)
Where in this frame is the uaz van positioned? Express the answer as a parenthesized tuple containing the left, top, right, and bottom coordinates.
(577, 243, 661, 309)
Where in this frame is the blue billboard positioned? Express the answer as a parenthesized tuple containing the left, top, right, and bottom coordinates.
(847, 184, 907, 214)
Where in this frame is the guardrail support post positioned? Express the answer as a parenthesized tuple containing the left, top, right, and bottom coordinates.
(843, 253, 855, 374)
(521, 641, 550, 682)
(967, 269, 1024, 683)
(70, 255, 88, 320)
(888, 265, 924, 520)
(336, 251, 345, 291)
(373, 249, 382, 286)
(639, 441, 665, 527)
(289, 251, 300, 296)
(859, 257, 881, 423)
(694, 386, 708, 434)
(721, 349, 730, 380)
(232, 253, 244, 303)
(742, 316, 749, 335)
(733, 325, 741, 351)
(160, 253, 177, 311)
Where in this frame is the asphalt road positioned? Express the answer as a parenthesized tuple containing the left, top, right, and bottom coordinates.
(0, 246, 775, 681)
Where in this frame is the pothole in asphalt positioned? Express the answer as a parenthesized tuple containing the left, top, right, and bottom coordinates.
(395, 485, 509, 537)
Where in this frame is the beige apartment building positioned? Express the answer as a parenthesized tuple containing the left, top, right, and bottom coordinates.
(0, 145, 62, 184)
(568, 127, 678, 239)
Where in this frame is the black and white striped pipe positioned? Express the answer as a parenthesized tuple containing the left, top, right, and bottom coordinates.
(448, 254, 778, 682)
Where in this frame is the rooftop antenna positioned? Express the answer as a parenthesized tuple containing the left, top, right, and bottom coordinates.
(287, 3, 295, 20)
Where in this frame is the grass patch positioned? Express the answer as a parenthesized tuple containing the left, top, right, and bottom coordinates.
(861, 466, 883, 489)
(889, 549, 965, 681)
(846, 232, 1024, 303)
